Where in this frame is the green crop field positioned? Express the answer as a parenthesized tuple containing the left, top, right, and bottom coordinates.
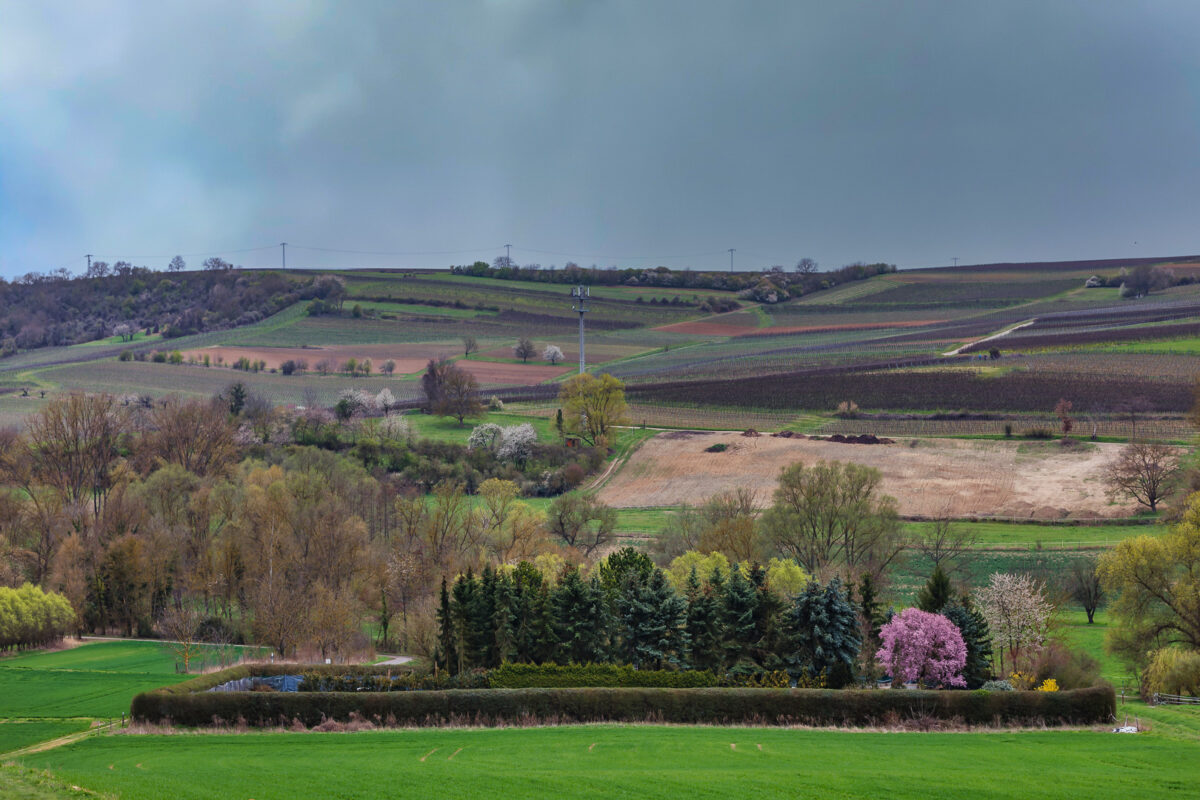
(16, 723, 1200, 800)
(0, 641, 260, 720)
(0, 722, 91, 756)
(901, 520, 1165, 548)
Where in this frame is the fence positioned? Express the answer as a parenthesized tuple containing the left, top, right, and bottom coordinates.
(1151, 693, 1200, 706)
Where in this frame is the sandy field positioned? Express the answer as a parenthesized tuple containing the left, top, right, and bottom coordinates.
(597, 431, 1137, 519)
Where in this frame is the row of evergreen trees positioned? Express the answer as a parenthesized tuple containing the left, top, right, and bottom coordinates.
(436, 548, 870, 686)
(437, 551, 996, 690)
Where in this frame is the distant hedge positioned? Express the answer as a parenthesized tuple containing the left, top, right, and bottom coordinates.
(132, 666, 1114, 728)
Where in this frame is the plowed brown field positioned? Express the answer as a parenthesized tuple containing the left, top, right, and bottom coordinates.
(597, 431, 1136, 519)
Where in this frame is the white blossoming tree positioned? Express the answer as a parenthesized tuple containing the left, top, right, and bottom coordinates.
(543, 344, 564, 365)
(976, 572, 1053, 679)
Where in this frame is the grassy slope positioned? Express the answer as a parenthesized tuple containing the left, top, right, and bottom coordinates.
(20, 725, 1200, 800)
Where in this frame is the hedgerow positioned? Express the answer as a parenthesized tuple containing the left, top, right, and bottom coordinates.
(132, 674, 1114, 729)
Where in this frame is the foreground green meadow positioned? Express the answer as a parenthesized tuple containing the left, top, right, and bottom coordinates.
(14, 724, 1200, 800)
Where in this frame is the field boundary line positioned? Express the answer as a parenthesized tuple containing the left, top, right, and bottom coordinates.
(1, 721, 117, 759)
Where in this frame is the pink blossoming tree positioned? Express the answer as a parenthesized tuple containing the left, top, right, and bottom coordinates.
(877, 607, 967, 688)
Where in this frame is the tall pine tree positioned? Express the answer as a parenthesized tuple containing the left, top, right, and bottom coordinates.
(916, 565, 954, 613)
(722, 566, 759, 674)
(436, 577, 457, 674)
(552, 568, 609, 664)
(787, 578, 862, 688)
(941, 601, 993, 689)
(684, 567, 724, 672)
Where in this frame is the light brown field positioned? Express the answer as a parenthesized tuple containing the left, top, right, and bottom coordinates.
(185, 344, 461, 373)
(597, 431, 1137, 519)
(457, 361, 570, 385)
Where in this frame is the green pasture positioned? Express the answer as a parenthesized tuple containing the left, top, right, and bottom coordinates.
(0, 640, 259, 719)
(0, 722, 91, 756)
(351, 300, 495, 319)
(901, 520, 1164, 549)
(19, 724, 1200, 800)
(402, 410, 560, 443)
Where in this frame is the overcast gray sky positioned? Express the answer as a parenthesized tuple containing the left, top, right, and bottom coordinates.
(3, 1, 1199, 278)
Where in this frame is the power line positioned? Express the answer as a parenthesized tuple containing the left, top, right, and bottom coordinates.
(288, 244, 500, 256)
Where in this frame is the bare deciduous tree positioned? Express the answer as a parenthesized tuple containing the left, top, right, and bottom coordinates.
(1104, 441, 1180, 511)
(513, 337, 536, 363)
(1066, 556, 1104, 624)
(159, 605, 203, 673)
(433, 365, 482, 425)
(914, 517, 977, 574)
(462, 336, 478, 357)
(547, 492, 616, 556)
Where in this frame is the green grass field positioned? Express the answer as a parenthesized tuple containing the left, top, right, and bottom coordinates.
(901, 520, 1164, 548)
(18, 724, 1200, 800)
(0, 723, 92, 756)
(0, 640, 259, 719)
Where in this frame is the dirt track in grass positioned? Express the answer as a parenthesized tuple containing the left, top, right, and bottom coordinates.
(597, 431, 1136, 519)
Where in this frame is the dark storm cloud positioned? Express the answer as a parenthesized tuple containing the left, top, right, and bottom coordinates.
(2, 1, 1199, 277)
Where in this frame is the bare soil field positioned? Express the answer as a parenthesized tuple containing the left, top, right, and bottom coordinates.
(184, 344, 460, 373)
(458, 361, 570, 385)
(655, 318, 760, 336)
(598, 431, 1137, 519)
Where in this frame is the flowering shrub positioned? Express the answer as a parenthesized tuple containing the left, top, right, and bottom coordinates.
(1036, 678, 1059, 692)
(877, 607, 967, 688)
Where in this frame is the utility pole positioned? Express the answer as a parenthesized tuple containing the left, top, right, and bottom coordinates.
(281, 242, 287, 269)
(570, 285, 589, 374)
(952, 257, 959, 267)
(728, 248, 735, 273)
(505, 243, 512, 267)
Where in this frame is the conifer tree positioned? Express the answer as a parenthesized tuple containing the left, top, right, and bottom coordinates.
(787, 578, 862, 688)
(510, 561, 555, 663)
(491, 571, 516, 666)
(748, 564, 788, 671)
(722, 565, 759, 673)
(941, 601, 993, 689)
(684, 567, 724, 672)
(552, 568, 609, 664)
(615, 568, 688, 669)
(916, 565, 954, 613)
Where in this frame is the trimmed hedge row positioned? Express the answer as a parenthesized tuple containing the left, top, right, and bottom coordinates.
(132, 668, 1115, 729)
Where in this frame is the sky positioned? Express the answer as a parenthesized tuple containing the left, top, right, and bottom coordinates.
(2, 1, 1199, 278)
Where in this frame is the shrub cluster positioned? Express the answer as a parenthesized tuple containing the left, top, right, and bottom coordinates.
(0, 584, 76, 652)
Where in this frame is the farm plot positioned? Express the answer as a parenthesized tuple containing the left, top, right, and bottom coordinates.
(654, 310, 763, 336)
(33, 361, 425, 407)
(597, 432, 1136, 519)
(0, 640, 251, 720)
(184, 344, 461, 373)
